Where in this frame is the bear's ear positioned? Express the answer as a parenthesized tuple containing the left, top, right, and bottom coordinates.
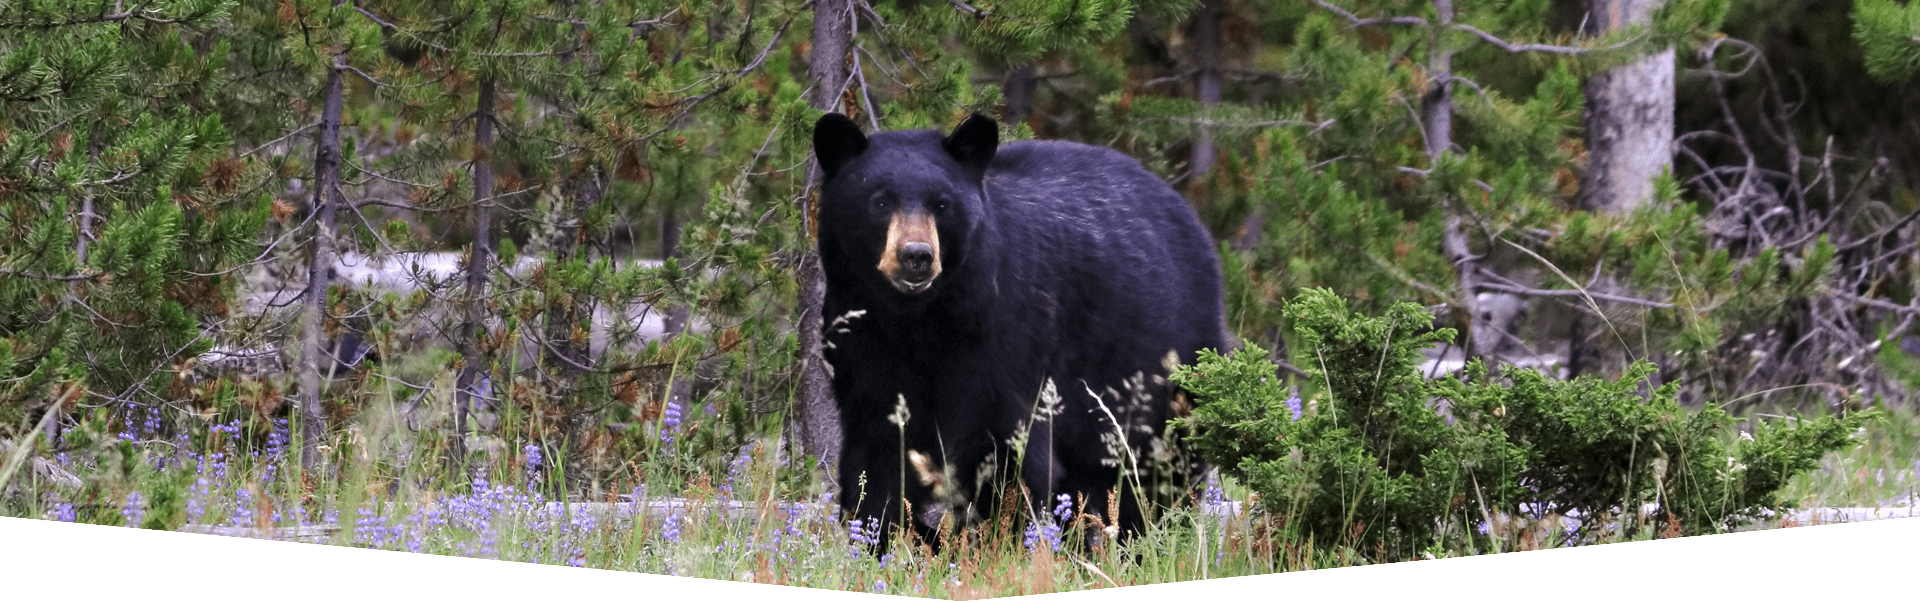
(942, 113, 998, 179)
(813, 113, 868, 180)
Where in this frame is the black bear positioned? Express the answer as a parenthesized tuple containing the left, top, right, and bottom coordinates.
(813, 112, 1228, 551)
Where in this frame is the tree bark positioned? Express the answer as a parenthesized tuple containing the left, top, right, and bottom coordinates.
(1001, 64, 1037, 128)
(659, 201, 694, 412)
(297, 50, 347, 475)
(1188, 0, 1224, 182)
(796, 0, 853, 466)
(1569, 0, 1672, 377)
(1425, 0, 1497, 368)
(544, 164, 600, 376)
(453, 78, 497, 477)
(1577, 0, 1673, 213)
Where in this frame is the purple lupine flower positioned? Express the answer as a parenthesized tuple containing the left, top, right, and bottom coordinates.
(661, 399, 683, 444)
(122, 491, 145, 528)
(479, 527, 499, 558)
(53, 503, 76, 522)
(1053, 493, 1074, 522)
(1023, 518, 1063, 553)
(230, 488, 255, 528)
(354, 506, 383, 546)
(1284, 386, 1303, 420)
(662, 513, 683, 543)
(523, 444, 543, 471)
(186, 476, 211, 522)
(142, 406, 161, 438)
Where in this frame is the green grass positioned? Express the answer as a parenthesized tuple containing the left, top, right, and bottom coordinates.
(1775, 403, 1920, 509)
(6, 385, 1911, 598)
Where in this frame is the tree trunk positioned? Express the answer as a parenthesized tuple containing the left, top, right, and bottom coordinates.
(1188, 0, 1224, 182)
(1569, 0, 1672, 377)
(1577, 0, 1673, 213)
(1002, 64, 1037, 129)
(544, 164, 600, 376)
(796, 0, 854, 467)
(659, 202, 694, 411)
(52, 135, 104, 447)
(1425, 0, 1498, 368)
(297, 51, 347, 475)
(453, 78, 497, 478)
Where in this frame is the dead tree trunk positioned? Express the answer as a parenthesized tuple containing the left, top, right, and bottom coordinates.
(1424, 0, 1498, 369)
(659, 202, 695, 411)
(453, 78, 498, 477)
(1188, 0, 1224, 182)
(1569, 0, 1672, 376)
(1577, 0, 1673, 214)
(1002, 64, 1037, 128)
(297, 50, 347, 475)
(544, 164, 600, 376)
(796, 0, 853, 467)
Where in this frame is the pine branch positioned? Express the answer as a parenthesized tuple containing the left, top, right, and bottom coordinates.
(0, 10, 181, 29)
(737, 14, 798, 75)
(352, 7, 582, 58)
(0, 267, 95, 282)
(1308, 0, 1635, 55)
(946, 0, 991, 19)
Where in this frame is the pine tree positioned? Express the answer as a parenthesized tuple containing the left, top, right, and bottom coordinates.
(1, 2, 266, 447)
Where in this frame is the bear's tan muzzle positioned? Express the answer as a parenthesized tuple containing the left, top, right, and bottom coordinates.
(878, 212, 941, 294)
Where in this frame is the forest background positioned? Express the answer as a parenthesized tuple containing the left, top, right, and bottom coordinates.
(3, 0, 1920, 594)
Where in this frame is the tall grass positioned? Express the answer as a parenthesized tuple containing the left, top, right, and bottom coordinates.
(6, 383, 1914, 597)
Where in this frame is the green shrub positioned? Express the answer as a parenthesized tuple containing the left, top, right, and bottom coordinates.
(1174, 288, 1876, 559)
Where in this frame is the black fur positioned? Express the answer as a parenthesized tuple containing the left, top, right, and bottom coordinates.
(813, 113, 1227, 552)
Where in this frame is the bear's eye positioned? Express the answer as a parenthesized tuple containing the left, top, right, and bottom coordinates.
(932, 198, 950, 212)
(872, 197, 892, 212)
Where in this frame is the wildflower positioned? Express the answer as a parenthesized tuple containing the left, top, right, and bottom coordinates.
(661, 399, 683, 444)
(848, 517, 882, 547)
(1053, 493, 1074, 522)
(53, 503, 75, 522)
(231, 488, 255, 528)
(1022, 518, 1063, 553)
(1284, 386, 1303, 420)
(524, 444, 543, 471)
(122, 491, 145, 528)
(662, 513, 683, 543)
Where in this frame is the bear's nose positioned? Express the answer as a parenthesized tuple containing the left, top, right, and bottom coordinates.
(899, 243, 935, 282)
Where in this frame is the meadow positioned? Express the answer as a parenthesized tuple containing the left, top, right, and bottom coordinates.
(5, 386, 1913, 599)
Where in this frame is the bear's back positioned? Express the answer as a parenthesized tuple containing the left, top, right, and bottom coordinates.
(983, 139, 1218, 283)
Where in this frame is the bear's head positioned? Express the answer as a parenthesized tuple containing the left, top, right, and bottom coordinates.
(813, 113, 997, 298)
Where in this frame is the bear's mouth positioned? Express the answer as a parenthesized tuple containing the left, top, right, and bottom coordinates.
(890, 277, 934, 294)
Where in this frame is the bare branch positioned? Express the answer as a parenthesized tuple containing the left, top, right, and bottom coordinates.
(1139, 116, 1335, 129)
(1477, 281, 1676, 309)
(1450, 23, 1635, 55)
(1308, 0, 1427, 27)
(241, 121, 320, 158)
(737, 14, 797, 75)
(945, 0, 990, 19)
